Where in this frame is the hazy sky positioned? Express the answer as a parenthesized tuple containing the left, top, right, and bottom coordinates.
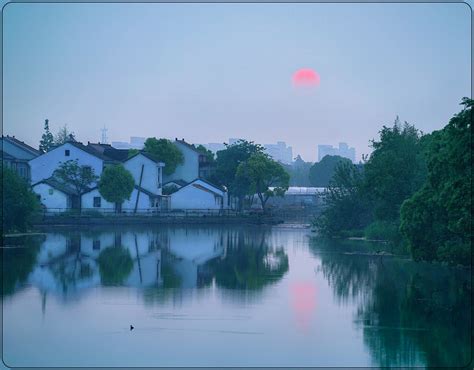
(3, 3, 470, 162)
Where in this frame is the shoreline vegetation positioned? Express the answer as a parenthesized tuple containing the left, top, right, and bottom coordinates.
(312, 98, 472, 266)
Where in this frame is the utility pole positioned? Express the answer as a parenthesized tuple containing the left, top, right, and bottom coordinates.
(100, 126, 108, 144)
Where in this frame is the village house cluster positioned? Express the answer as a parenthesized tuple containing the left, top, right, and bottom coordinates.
(1, 135, 229, 213)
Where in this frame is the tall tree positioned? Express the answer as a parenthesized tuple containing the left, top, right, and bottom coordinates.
(54, 125, 76, 145)
(364, 117, 425, 224)
(213, 140, 266, 209)
(309, 155, 352, 187)
(143, 138, 184, 176)
(1, 166, 40, 232)
(98, 164, 135, 212)
(235, 153, 290, 211)
(39, 119, 54, 153)
(400, 98, 472, 265)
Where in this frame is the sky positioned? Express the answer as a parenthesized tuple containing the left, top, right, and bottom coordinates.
(3, 2, 471, 162)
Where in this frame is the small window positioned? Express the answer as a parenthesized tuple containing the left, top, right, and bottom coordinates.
(93, 240, 101, 250)
(93, 196, 101, 208)
(65, 150, 70, 156)
(48, 188, 54, 195)
(83, 166, 92, 177)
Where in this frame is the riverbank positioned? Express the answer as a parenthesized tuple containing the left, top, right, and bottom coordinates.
(31, 214, 286, 227)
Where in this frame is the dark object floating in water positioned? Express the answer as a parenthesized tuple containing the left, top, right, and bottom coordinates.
(130, 325, 134, 331)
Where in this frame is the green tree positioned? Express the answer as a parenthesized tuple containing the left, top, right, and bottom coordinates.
(213, 140, 266, 209)
(195, 144, 215, 163)
(235, 153, 290, 211)
(400, 98, 472, 265)
(364, 117, 425, 224)
(283, 155, 313, 186)
(309, 155, 352, 187)
(143, 138, 184, 176)
(53, 159, 98, 196)
(313, 161, 372, 237)
(98, 164, 135, 212)
(39, 119, 54, 153)
(54, 124, 76, 145)
(2, 166, 40, 232)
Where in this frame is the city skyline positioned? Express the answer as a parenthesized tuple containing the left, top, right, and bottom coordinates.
(4, 3, 470, 162)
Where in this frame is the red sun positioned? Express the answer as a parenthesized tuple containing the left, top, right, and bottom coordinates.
(292, 68, 320, 87)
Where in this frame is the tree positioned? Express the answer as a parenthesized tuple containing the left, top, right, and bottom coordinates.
(143, 138, 184, 176)
(53, 160, 98, 196)
(235, 153, 290, 211)
(54, 124, 76, 145)
(400, 98, 472, 265)
(2, 166, 40, 232)
(364, 117, 425, 223)
(98, 164, 135, 212)
(213, 140, 266, 209)
(313, 161, 372, 237)
(309, 155, 352, 187)
(282, 155, 313, 187)
(39, 119, 54, 153)
(195, 144, 215, 163)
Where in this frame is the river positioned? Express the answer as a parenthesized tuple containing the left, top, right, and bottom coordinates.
(2, 225, 471, 367)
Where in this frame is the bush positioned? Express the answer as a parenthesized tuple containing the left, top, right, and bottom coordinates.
(364, 221, 400, 242)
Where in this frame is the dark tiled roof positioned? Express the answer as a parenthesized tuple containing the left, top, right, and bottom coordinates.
(134, 185, 159, 198)
(2, 136, 41, 156)
(191, 178, 226, 192)
(125, 151, 164, 164)
(163, 179, 188, 188)
(33, 177, 79, 196)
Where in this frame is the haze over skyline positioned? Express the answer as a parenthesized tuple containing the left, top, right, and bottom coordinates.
(3, 3, 470, 162)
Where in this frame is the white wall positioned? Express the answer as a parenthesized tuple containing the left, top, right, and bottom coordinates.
(123, 154, 163, 195)
(81, 188, 115, 212)
(170, 180, 225, 210)
(121, 188, 153, 212)
(33, 183, 69, 212)
(29, 143, 104, 184)
(163, 141, 199, 183)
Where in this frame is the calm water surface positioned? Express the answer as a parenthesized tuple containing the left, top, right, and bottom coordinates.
(2, 225, 471, 367)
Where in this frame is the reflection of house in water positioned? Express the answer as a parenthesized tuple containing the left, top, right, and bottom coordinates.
(27, 230, 167, 304)
(167, 228, 225, 288)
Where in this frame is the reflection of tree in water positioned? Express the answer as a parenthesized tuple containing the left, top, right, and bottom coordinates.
(2, 235, 43, 296)
(311, 238, 471, 367)
(97, 246, 133, 286)
(205, 230, 289, 290)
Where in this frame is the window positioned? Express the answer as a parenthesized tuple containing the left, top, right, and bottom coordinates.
(93, 240, 101, 250)
(65, 150, 70, 156)
(48, 188, 54, 195)
(83, 166, 92, 177)
(93, 196, 101, 208)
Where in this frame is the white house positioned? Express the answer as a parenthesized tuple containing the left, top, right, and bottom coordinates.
(32, 178, 80, 212)
(81, 187, 115, 212)
(163, 139, 212, 184)
(170, 178, 227, 210)
(123, 152, 165, 195)
(81, 185, 167, 213)
(29, 141, 113, 185)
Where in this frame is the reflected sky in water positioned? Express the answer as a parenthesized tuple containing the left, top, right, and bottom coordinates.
(2, 226, 471, 367)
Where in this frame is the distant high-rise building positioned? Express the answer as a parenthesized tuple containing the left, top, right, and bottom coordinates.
(318, 142, 356, 162)
(264, 141, 293, 164)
